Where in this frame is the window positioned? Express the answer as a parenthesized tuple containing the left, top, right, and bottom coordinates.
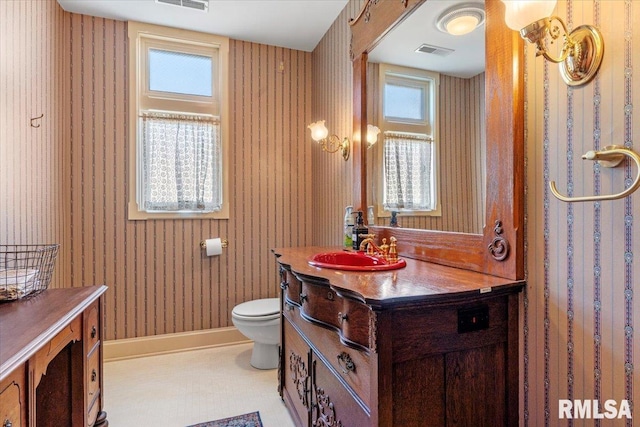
(376, 64, 440, 215)
(128, 22, 229, 219)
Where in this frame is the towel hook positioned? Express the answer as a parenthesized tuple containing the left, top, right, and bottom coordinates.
(30, 113, 44, 128)
(550, 145, 640, 202)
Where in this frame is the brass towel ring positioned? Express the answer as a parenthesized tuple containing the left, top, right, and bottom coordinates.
(550, 145, 640, 202)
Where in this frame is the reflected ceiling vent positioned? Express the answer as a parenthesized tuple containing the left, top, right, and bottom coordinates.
(415, 44, 454, 57)
(156, 0, 209, 12)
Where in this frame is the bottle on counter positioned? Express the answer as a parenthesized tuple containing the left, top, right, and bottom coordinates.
(367, 205, 375, 226)
(344, 206, 354, 249)
(352, 211, 368, 251)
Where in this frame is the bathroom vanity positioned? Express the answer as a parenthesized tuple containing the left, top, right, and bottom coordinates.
(274, 246, 524, 427)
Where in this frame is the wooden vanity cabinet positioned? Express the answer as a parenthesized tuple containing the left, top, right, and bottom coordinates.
(275, 247, 524, 427)
(0, 286, 108, 427)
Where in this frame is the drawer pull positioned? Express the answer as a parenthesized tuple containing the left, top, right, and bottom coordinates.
(90, 325, 97, 339)
(4, 420, 13, 427)
(91, 369, 97, 382)
(300, 293, 308, 303)
(280, 281, 289, 290)
(337, 352, 356, 374)
(327, 291, 334, 301)
(338, 312, 348, 323)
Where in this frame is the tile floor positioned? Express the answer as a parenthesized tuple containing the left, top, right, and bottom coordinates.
(103, 343, 295, 427)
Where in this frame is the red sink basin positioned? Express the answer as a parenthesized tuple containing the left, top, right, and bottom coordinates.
(308, 251, 406, 271)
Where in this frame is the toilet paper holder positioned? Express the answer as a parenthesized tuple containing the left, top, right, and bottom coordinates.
(200, 239, 229, 250)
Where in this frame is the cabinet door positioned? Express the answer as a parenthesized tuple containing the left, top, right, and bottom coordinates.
(311, 354, 370, 427)
(0, 366, 26, 427)
(445, 344, 506, 427)
(282, 318, 311, 426)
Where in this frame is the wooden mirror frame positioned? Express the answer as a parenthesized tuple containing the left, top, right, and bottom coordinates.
(350, 0, 524, 280)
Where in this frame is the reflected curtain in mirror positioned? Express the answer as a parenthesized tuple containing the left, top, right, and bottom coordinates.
(383, 132, 434, 211)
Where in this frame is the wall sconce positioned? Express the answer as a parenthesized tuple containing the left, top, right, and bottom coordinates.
(308, 120, 350, 161)
(367, 124, 381, 149)
(501, 0, 604, 87)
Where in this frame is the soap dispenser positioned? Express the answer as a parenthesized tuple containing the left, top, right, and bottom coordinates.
(352, 211, 368, 250)
(343, 206, 354, 249)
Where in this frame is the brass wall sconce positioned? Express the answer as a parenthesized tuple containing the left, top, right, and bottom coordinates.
(501, 0, 604, 87)
(308, 120, 350, 161)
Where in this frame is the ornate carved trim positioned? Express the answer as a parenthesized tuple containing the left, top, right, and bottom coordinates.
(349, 0, 410, 26)
(314, 386, 344, 427)
(488, 220, 510, 261)
(289, 351, 309, 407)
(348, 0, 380, 26)
(368, 310, 378, 353)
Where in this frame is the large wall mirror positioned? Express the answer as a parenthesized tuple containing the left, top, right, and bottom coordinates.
(350, 0, 524, 280)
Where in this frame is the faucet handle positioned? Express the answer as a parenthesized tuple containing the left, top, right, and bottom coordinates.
(387, 237, 398, 262)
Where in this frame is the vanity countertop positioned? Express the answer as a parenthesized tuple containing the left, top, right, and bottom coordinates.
(273, 246, 525, 307)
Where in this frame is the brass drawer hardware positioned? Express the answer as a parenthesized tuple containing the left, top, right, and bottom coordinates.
(337, 352, 356, 374)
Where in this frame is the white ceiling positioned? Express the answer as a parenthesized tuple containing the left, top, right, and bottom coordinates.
(56, 0, 484, 76)
(56, 0, 349, 52)
(368, 1, 485, 79)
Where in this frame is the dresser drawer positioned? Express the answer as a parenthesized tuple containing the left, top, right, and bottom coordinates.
(87, 392, 100, 427)
(284, 303, 371, 409)
(281, 267, 302, 306)
(299, 281, 342, 329)
(84, 301, 100, 353)
(86, 346, 100, 405)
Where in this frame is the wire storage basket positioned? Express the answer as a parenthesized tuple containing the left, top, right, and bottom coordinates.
(0, 244, 59, 301)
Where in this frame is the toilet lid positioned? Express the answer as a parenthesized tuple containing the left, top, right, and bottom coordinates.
(233, 298, 280, 317)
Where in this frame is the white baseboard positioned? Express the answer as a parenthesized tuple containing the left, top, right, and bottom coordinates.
(103, 327, 250, 362)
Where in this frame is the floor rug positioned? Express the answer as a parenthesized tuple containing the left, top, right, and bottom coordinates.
(187, 411, 263, 427)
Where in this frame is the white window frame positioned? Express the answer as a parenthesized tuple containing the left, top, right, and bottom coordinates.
(128, 21, 229, 220)
(375, 63, 441, 218)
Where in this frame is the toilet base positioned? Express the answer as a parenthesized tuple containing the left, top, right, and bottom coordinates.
(250, 342, 279, 370)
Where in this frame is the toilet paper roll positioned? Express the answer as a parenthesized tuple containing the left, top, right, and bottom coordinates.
(205, 238, 223, 257)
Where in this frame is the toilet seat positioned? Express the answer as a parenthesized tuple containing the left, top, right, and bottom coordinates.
(232, 298, 280, 321)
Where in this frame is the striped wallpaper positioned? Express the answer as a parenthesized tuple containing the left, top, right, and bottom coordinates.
(2, 0, 639, 423)
(310, 0, 365, 246)
(524, 0, 639, 425)
(0, 0, 68, 284)
(2, 0, 312, 340)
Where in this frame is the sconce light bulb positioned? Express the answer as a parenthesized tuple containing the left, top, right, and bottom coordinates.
(367, 124, 381, 146)
(501, 0, 557, 31)
(308, 120, 329, 142)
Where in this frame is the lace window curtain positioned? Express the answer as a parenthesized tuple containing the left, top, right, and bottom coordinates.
(140, 112, 222, 212)
(383, 132, 433, 210)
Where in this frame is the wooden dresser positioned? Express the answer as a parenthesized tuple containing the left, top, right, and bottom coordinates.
(274, 247, 524, 427)
(0, 286, 108, 427)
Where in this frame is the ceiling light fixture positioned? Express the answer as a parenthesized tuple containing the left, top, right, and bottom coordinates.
(436, 3, 485, 36)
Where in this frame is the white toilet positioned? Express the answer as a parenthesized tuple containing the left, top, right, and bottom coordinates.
(231, 298, 280, 369)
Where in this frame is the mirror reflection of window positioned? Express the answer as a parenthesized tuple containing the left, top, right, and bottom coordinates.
(378, 64, 440, 215)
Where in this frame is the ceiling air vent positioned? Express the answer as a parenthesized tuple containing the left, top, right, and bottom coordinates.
(415, 44, 454, 57)
(156, 0, 209, 12)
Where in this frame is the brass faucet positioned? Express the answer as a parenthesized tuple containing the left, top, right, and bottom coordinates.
(359, 234, 398, 262)
(359, 234, 381, 254)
